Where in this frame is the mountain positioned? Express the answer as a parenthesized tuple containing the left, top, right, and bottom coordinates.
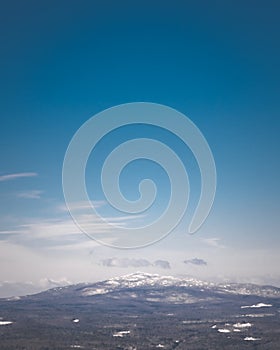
(68, 272, 280, 298)
(1, 272, 280, 349)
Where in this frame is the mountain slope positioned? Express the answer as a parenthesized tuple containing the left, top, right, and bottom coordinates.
(1, 272, 280, 349)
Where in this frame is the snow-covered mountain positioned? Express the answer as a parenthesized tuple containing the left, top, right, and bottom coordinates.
(81, 272, 212, 296)
(41, 272, 280, 301)
(2, 272, 280, 349)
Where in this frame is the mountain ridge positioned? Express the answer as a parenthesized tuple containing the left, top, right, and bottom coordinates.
(15, 271, 280, 301)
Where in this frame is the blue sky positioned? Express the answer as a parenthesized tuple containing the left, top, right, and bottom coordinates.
(0, 1, 279, 293)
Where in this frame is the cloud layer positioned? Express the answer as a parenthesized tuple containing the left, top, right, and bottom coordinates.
(100, 257, 170, 269)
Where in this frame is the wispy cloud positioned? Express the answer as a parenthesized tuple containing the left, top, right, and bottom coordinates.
(184, 258, 207, 266)
(0, 203, 145, 250)
(57, 200, 106, 213)
(201, 237, 225, 248)
(0, 172, 38, 182)
(17, 190, 43, 199)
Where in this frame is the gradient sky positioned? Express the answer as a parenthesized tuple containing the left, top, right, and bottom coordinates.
(0, 1, 279, 295)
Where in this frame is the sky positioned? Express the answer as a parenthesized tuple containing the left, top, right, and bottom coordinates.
(0, 0, 280, 296)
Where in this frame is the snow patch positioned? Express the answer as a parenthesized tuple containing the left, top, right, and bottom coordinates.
(217, 329, 231, 333)
(241, 303, 272, 309)
(244, 313, 274, 318)
(244, 337, 261, 341)
(233, 322, 252, 328)
(0, 321, 13, 326)
(113, 330, 130, 337)
(82, 288, 110, 296)
(6, 296, 21, 301)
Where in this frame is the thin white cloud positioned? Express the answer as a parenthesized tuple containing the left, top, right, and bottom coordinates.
(57, 200, 106, 213)
(57, 201, 145, 227)
(201, 237, 225, 248)
(0, 172, 38, 182)
(0, 230, 20, 235)
(0, 205, 145, 250)
(16, 214, 138, 240)
(17, 190, 43, 199)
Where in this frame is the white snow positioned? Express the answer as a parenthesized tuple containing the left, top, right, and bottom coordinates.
(217, 329, 231, 333)
(156, 345, 165, 348)
(244, 313, 274, 318)
(113, 330, 130, 337)
(241, 303, 272, 309)
(82, 272, 211, 297)
(0, 321, 13, 326)
(6, 296, 21, 301)
(82, 288, 110, 296)
(233, 322, 252, 328)
(72, 319, 80, 323)
(244, 337, 261, 341)
(211, 325, 217, 329)
(77, 272, 280, 301)
(182, 320, 203, 324)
